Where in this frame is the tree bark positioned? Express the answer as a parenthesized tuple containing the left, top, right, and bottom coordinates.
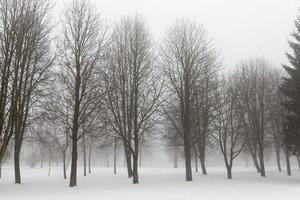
(274, 143, 282, 172)
(297, 156, 300, 171)
(106, 151, 109, 168)
(132, 154, 139, 184)
(139, 145, 142, 167)
(83, 135, 86, 176)
(124, 144, 133, 178)
(226, 166, 232, 179)
(69, 138, 78, 187)
(114, 139, 117, 174)
(48, 158, 51, 176)
(174, 145, 178, 168)
(197, 141, 207, 175)
(88, 145, 92, 174)
(14, 143, 21, 184)
(285, 149, 291, 176)
(0, 161, 2, 178)
(246, 135, 261, 173)
(40, 157, 44, 168)
(194, 147, 198, 173)
(63, 151, 67, 179)
(258, 142, 265, 177)
(183, 136, 192, 181)
(250, 152, 261, 173)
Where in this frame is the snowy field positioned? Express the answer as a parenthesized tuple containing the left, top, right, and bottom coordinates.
(0, 166, 300, 200)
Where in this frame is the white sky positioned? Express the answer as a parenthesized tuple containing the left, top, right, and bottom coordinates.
(55, 0, 299, 69)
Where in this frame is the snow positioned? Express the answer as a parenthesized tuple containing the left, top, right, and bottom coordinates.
(0, 166, 300, 200)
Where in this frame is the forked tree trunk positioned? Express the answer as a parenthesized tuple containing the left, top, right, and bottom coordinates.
(250, 152, 261, 173)
(124, 144, 133, 178)
(199, 152, 207, 175)
(197, 141, 207, 175)
(246, 136, 261, 173)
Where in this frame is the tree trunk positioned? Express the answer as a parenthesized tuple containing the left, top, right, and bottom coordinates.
(183, 138, 192, 181)
(194, 147, 198, 173)
(114, 139, 117, 174)
(106, 151, 109, 168)
(197, 142, 207, 175)
(14, 143, 21, 184)
(199, 155, 207, 175)
(174, 145, 178, 168)
(124, 144, 133, 178)
(63, 151, 67, 179)
(247, 138, 261, 173)
(48, 158, 51, 176)
(40, 159, 43, 168)
(139, 145, 142, 167)
(285, 149, 291, 176)
(132, 154, 139, 184)
(69, 138, 78, 187)
(258, 142, 266, 177)
(83, 135, 86, 176)
(297, 156, 300, 171)
(274, 144, 282, 172)
(226, 166, 232, 179)
(0, 161, 2, 178)
(88, 145, 92, 174)
(251, 152, 261, 173)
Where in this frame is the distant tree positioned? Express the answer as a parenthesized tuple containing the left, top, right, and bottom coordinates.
(236, 58, 274, 177)
(269, 69, 287, 174)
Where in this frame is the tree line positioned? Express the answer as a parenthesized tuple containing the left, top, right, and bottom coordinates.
(0, 0, 300, 187)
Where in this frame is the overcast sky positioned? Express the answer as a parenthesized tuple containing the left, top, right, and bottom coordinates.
(56, 0, 299, 69)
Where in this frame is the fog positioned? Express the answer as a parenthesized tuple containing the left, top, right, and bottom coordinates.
(55, 0, 298, 68)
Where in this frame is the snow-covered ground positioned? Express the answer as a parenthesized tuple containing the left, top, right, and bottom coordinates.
(0, 166, 300, 200)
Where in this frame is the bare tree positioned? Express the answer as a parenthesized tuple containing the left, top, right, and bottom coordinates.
(161, 19, 218, 181)
(59, 0, 108, 187)
(0, 0, 54, 184)
(104, 15, 161, 184)
(213, 74, 246, 179)
(236, 58, 274, 177)
(269, 68, 286, 173)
